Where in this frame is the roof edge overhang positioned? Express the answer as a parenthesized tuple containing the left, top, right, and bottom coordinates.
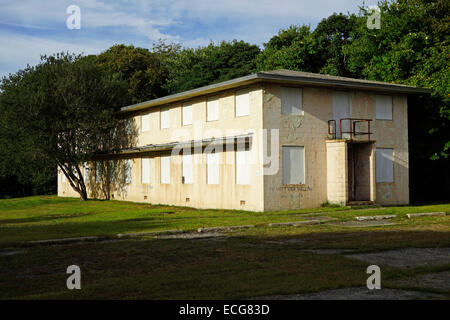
(92, 133, 253, 159)
(118, 72, 432, 114)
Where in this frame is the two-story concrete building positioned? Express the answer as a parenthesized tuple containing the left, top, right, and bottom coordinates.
(58, 70, 430, 211)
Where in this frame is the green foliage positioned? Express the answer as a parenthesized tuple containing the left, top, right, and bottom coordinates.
(257, 25, 317, 72)
(97, 43, 180, 104)
(164, 40, 260, 93)
(257, 14, 358, 75)
(343, 0, 449, 158)
(0, 53, 130, 199)
(0, 0, 448, 199)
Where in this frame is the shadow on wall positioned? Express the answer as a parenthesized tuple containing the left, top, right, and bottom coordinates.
(87, 117, 138, 200)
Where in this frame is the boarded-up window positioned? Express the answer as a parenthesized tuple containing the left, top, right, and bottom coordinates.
(141, 113, 150, 132)
(376, 148, 394, 182)
(182, 103, 192, 126)
(207, 96, 219, 121)
(83, 163, 89, 182)
(125, 159, 132, 184)
(96, 161, 102, 183)
(235, 90, 250, 117)
(125, 118, 133, 135)
(375, 95, 393, 120)
(182, 154, 193, 184)
(161, 109, 170, 129)
(236, 149, 251, 185)
(142, 158, 151, 184)
(160, 156, 171, 184)
(207, 152, 219, 184)
(281, 87, 303, 115)
(109, 160, 116, 183)
(282, 146, 305, 184)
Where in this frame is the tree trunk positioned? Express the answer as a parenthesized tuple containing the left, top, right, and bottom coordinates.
(58, 163, 89, 201)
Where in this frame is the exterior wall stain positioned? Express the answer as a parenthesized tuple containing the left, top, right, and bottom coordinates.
(59, 80, 410, 211)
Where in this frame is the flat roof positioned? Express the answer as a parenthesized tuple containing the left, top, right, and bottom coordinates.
(93, 133, 253, 158)
(119, 69, 432, 113)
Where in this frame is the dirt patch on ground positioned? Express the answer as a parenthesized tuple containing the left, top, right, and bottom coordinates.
(391, 271, 450, 291)
(0, 248, 27, 257)
(304, 248, 356, 255)
(255, 287, 445, 300)
(327, 220, 396, 227)
(154, 232, 224, 239)
(346, 247, 450, 268)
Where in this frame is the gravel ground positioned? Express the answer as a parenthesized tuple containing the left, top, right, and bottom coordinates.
(391, 271, 450, 291)
(255, 287, 445, 300)
(326, 220, 396, 227)
(155, 232, 224, 239)
(346, 247, 450, 268)
(304, 248, 356, 255)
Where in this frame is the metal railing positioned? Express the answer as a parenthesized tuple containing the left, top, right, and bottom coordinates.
(328, 118, 373, 140)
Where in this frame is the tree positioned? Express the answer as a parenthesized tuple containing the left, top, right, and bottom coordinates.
(97, 43, 177, 104)
(0, 53, 131, 200)
(256, 25, 317, 72)
(342, 0, 450, 199)
(256, 14, 358, 75)
(164, 40, 260, 93)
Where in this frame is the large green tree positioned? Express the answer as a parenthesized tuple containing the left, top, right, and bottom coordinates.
(164, 40, 261, 93)
(256, 13, 358, 75)
(97, 43, 179, 105)
(0, 53, 130, 200)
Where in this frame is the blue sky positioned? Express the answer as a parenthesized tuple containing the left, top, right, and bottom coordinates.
(0, 0, 379, 78)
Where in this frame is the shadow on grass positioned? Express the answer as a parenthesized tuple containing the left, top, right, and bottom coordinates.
(0, 212, 95, 225)
(1, 229, 450, 299)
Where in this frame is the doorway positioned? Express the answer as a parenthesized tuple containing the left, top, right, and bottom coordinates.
(347, 142, 373, 202)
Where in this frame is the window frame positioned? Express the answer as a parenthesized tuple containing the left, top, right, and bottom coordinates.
(141, 113, 150, 132)
(282, 145, 306, 185)
(206, 152, 220, 185)
(235, 89, 250, 118)
(375, 95, 393, 121)
(376, 148, 394, 183)
(182, 153, 193, 184)
(235, 147, 251, 185)
(160, 156, 171, 184)
(141, 158, 151, 185)
(206, 96, 219, 122)
(124, 159, 132, 184)
(160, 108, 170, 129)
(281, 86, 303, 115)
(182, 102, 193, 126)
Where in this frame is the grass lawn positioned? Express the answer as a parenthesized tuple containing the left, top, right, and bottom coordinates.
(0, 196, 449, 299)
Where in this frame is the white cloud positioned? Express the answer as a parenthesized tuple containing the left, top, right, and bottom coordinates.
(0, 0, 380, 77)
(0, 32, 113, 77)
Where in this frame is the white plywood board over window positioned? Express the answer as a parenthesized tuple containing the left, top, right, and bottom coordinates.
(207, 96, 219, 121)
(83, 163, 89, 182)
(142, 158, 151, 184)
(182, 103, 192, 126)
(281, 87, 303, 115)
(182, 154, 193, 184)
(376, 148, 394, 182)
(125, 159, 132, 184)
(96, 161, 102, 183)
(235, 90, 250, 117)
(141, 113, 150, 132)
(236, 149, 251, 185)
(282, 146, 305, 184)
(375, 95, 393, 120)
(161, 109, 170, 129)
(207, 152, 219, 184)
(160, 156, 171, 184)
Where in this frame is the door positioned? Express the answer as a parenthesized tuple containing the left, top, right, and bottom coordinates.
(332, 91, 350, 139)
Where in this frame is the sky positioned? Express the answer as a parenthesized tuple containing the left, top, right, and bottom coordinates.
(0, 0, 379, 78)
